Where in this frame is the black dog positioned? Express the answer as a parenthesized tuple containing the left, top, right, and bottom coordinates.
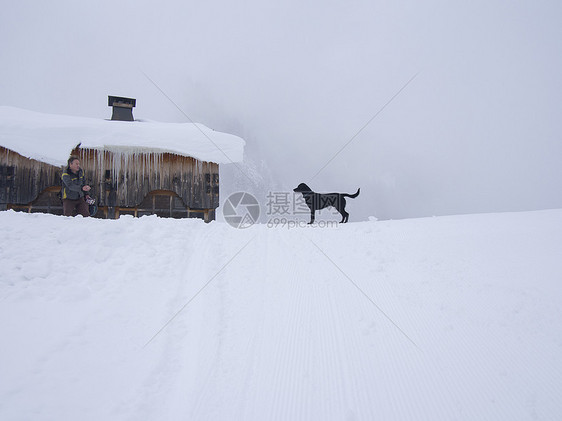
(293, 183, 360, 224)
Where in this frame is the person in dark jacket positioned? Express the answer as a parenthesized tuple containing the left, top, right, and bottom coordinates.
(61, 156, 91, 217)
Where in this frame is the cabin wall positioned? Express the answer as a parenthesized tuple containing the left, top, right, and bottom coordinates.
(0, 146, 61, 208)
(1, 145, 220, 222)
(74, 148, 220, 211)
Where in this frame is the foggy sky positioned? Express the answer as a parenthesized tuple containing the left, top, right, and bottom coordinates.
(2, 0, 561, 220)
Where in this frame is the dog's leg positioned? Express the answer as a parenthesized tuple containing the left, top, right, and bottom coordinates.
(337, 197, 349, 223)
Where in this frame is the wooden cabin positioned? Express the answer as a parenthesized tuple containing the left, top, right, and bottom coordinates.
(1, 145, 220, 221)
(0, 101, 244, 222)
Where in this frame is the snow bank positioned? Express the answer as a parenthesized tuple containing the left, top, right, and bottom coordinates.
(0, 106, 245, 166)
(1, 209, 561, 420)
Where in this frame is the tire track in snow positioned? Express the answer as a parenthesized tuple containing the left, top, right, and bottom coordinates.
(317, 225, 465, 420)
(245, 227, 382, 420)
(269, 227, 335, 420)
(184, 226, 259, 420)
(305, 229, 390, 420)
(236, 227, 282, 420)
(251, 227, 304, 420)
(232, 226, 316, 420)
(303, 228, 425, 420)
(130, 223, 230, 420)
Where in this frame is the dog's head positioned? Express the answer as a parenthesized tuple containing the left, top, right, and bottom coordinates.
(293, 183, 312, 193)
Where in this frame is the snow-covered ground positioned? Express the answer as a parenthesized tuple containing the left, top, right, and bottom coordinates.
(1, 209, 561, 420)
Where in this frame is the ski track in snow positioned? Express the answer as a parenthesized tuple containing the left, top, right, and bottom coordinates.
(1, 210, 562, 420)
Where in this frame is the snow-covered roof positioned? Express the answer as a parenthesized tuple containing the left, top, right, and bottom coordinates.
(0, 106, 245, 166)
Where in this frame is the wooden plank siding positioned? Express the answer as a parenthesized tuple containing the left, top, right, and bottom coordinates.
(73, 147, 219, 211)
(1, 146, 61, 209)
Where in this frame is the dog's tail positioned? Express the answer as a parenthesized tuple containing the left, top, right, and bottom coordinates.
(344, 188, 360, 199)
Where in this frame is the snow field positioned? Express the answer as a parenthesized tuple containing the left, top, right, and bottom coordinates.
(1, 209, 561, 420)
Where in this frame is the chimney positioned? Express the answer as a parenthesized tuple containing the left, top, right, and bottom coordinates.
(108, 96, 136, 121)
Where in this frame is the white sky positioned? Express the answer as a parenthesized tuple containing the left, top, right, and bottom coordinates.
(1, 0, 561, 219)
